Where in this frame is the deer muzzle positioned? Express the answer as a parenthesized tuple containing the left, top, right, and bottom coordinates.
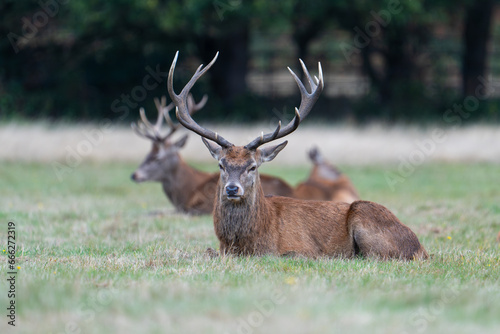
(224, 182, 244, 201)
(131, 171, 146, 183)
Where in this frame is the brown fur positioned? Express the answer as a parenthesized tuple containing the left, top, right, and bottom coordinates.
(133, 142, 294, 215)
(161, 157, 216, 215)
(213, 146, 428, 260)
(294, 176, 359, 203)
(294, 149, 360, 203)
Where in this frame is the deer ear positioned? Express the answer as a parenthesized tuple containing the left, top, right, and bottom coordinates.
(174, 134, 189, 149)
(201, 137, 222, 160)
(259, 141, 288, 164)
(308, 146, 323, 164)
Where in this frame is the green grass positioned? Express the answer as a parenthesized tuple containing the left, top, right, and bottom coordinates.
(0, 161, 499, 334)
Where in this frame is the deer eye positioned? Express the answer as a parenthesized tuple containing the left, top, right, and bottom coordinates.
(219, 164, 225, 171)
(248, 166, 256, 172)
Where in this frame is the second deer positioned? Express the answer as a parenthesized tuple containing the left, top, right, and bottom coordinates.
(294, 147, 360, 203)
(168, 51, 428, 260)
(131, 95, 294, 215)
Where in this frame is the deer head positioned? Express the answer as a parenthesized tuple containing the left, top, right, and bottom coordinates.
(167, 51, 324, 203)
(308, 146, 342, 181)
(131, 94, 207, 182)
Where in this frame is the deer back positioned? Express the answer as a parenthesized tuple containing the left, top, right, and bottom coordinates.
(294, 148, 360, 203)
(215, 193, 428, 260)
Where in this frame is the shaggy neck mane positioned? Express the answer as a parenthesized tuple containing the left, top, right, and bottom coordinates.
(214, 174, 270, 250)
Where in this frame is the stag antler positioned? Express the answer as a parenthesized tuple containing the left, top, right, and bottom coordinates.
(187, 93, 208, 114)
(161, 93, 208, 134)
(131, 93, 207, 142)
(167, 51, 233, 148)
(131, 95, 175, 141)
(244, 60, 324, 150)
(167, 51, 323, 149)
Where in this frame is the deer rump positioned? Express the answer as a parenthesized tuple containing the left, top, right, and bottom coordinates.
(215, 197, 429, 260)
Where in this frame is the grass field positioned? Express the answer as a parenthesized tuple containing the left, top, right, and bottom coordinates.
(1, 161, 499, 334)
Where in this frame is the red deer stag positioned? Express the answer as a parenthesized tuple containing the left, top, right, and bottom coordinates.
(168, 51, 428, 260)
(131, 95, 294, 215)
(294, 147, 360, 203)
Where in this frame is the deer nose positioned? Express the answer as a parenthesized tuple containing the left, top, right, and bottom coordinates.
(225, 184, 240, 196)
(131, 172, 143, 182)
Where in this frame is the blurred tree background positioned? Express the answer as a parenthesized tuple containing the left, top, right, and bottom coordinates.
(0, 0, 499, 123)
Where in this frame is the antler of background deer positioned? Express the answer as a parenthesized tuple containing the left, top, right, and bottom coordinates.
(168, 51, 324, 149)
(131, 93, 207, 142)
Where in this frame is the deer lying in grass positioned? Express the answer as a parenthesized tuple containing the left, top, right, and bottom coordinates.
(294, 147, 360, 203)
(168, 51, 428, 260)
(131, 95, 294, 215)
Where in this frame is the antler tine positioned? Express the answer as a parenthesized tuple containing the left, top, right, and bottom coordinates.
(245, 61, 324, 150)
(161, 102, 178, 131)
(132, 99, 175, 142)
(138, 107, 163, 139)
(159, 93, 209, 140)
(299, 58, 317, 92)
(131, 121, 157, 141)
(150, 97, 167, 137)
(187, 93, 209, 113)
(153, 96, 177, 139)
(139, 107, 155, 131)
(155, 95, 175, 116)
(138, 118, 158, 138)
(167, 51, 233, 148)
(287, 61, 324, 123)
